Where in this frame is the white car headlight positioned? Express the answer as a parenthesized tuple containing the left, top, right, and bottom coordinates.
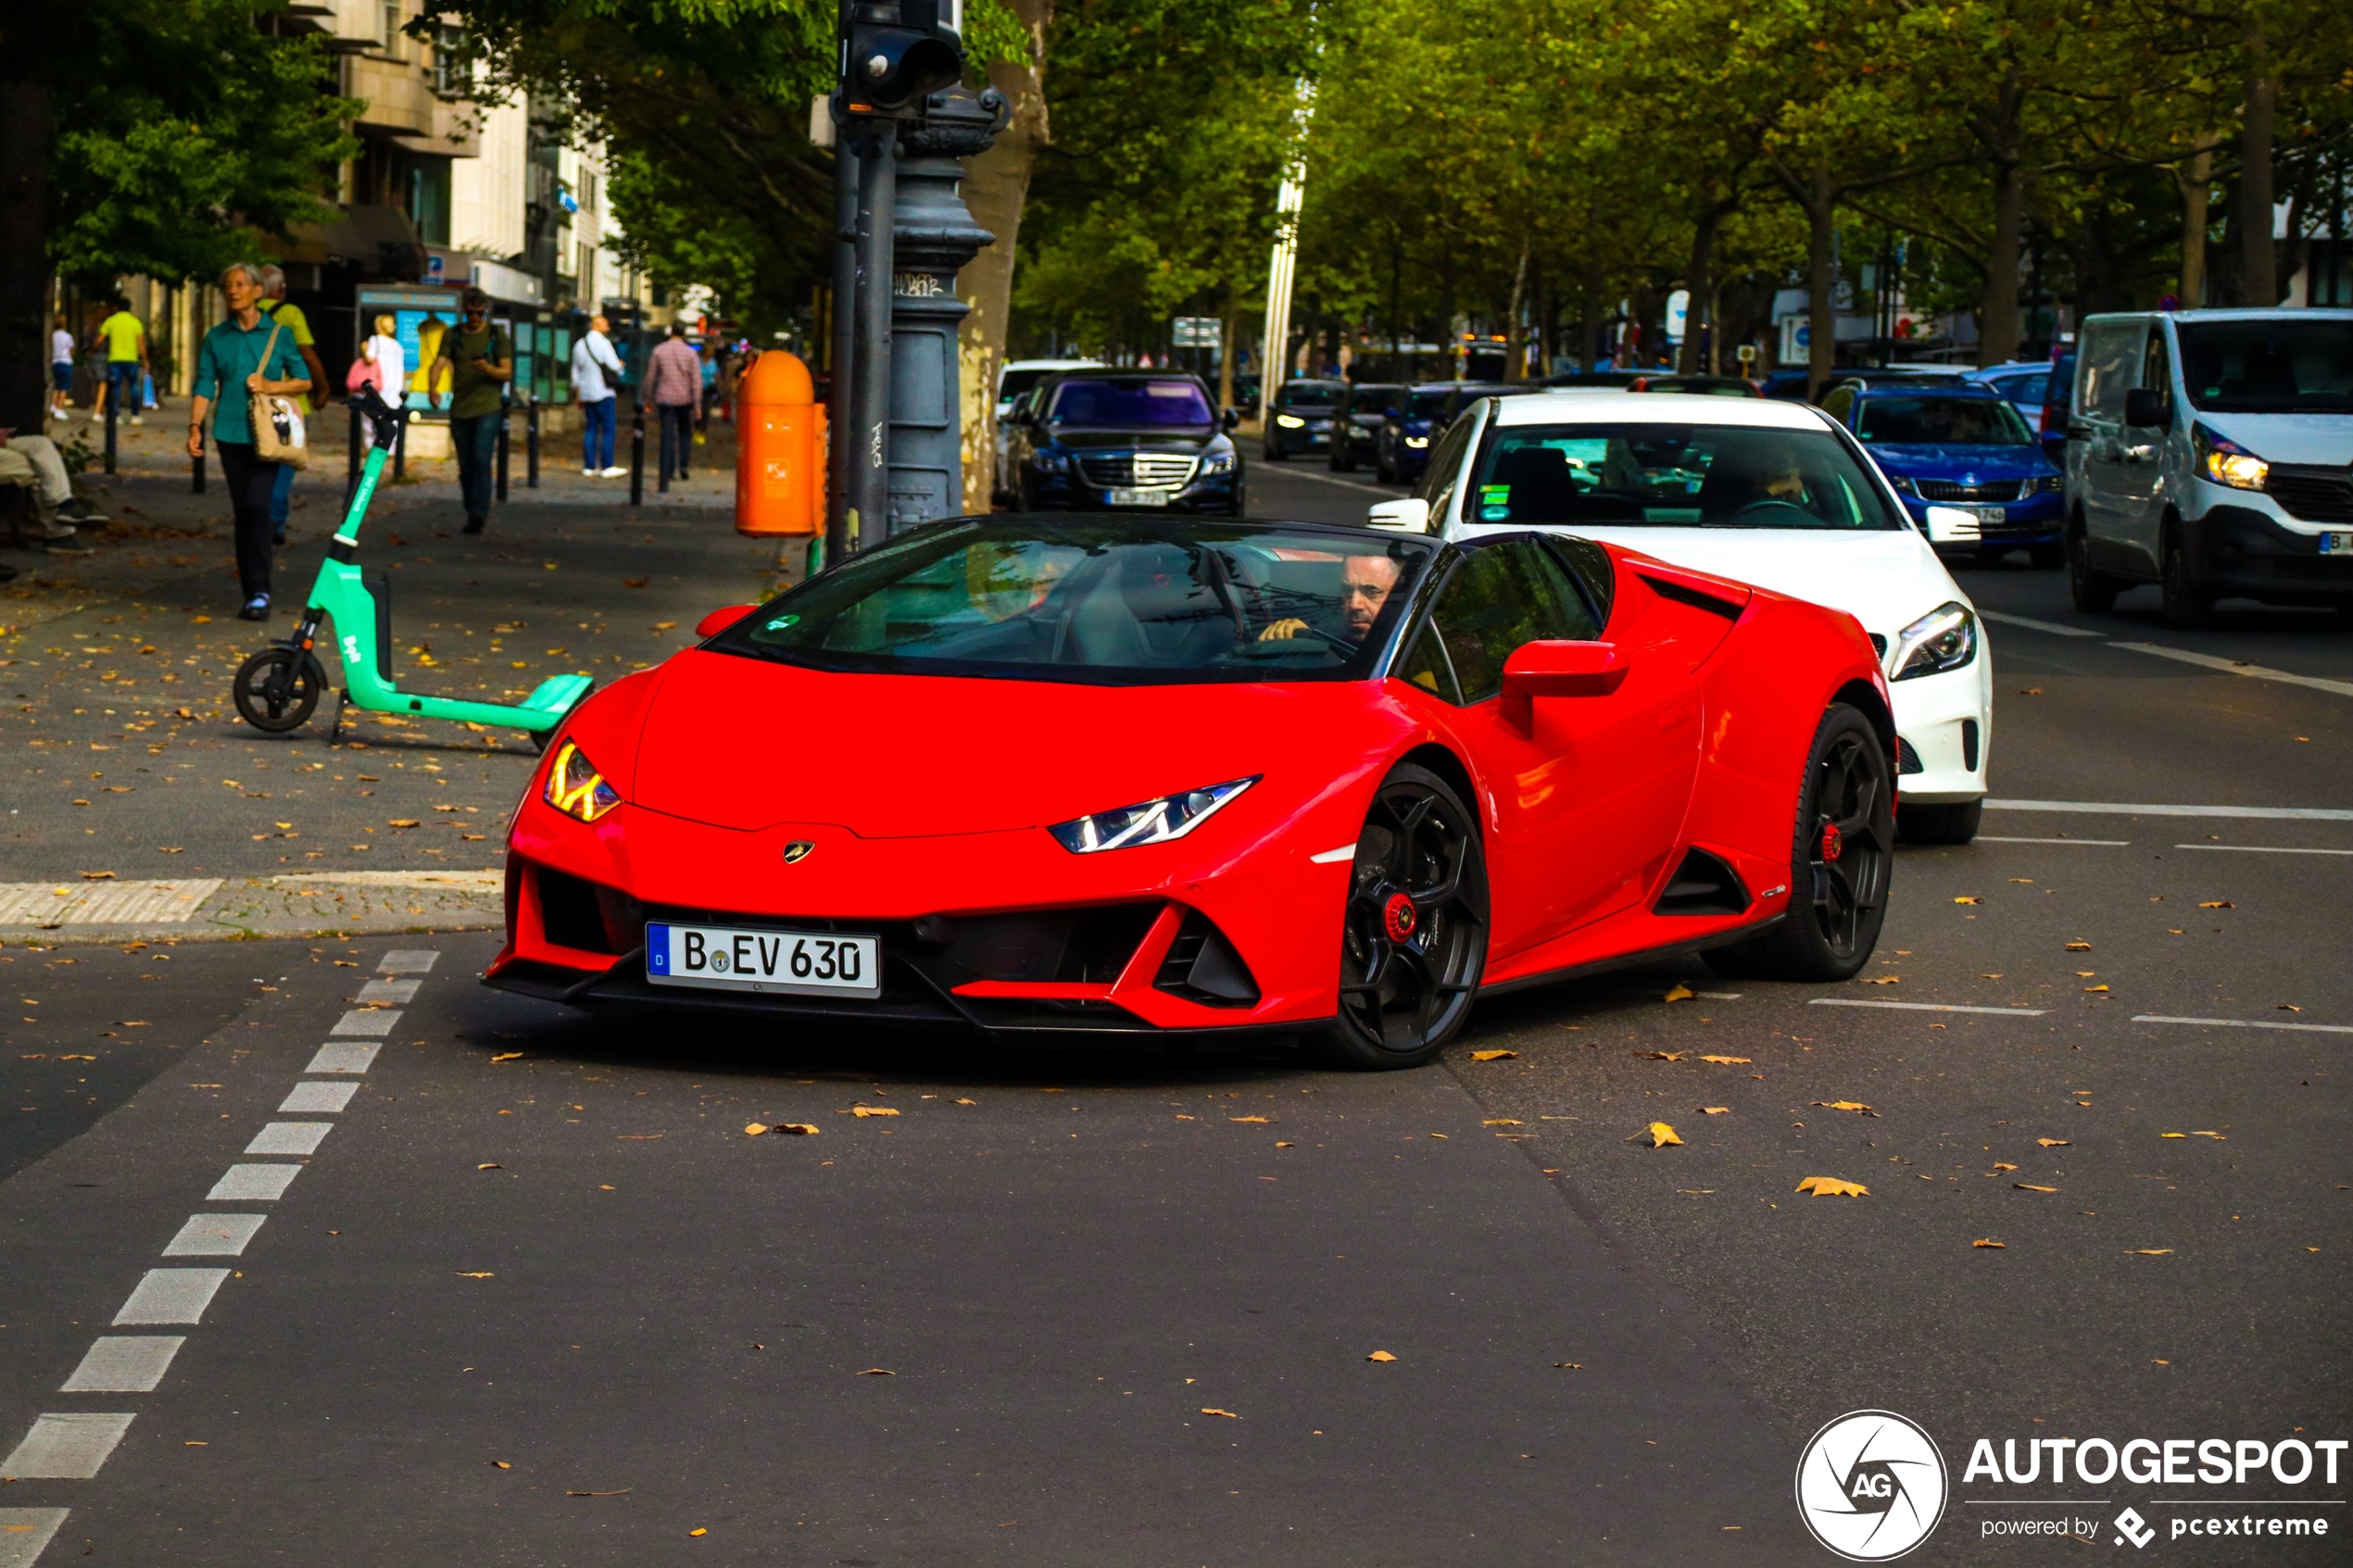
(1200, 451, 1236, 474)
(2194, 423, 2267, 491)
(1889, 601, 1978, 682)
(1048, 777, 1256, 853)
(1275, 414, 1306, 428)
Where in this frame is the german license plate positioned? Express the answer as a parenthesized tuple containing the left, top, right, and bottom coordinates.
(1108, 488, 1171, 507)
(1969, 505, 2008, 523)
(2320, 531, 2353, 555)
(645, 922, 881, 998)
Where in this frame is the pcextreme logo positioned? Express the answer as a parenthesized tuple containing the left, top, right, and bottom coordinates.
(1796, 1410, 1950, 1561)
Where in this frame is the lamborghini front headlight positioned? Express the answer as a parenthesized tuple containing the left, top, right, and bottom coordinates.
(544, 739, 621, 822)
(1048, 777, 1256, 853)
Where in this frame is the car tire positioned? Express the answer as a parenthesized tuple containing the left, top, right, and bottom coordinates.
(1897, 798, 1983, 846)
(2067, 519, 2120, 613)
(1265, 437, 1288, 462)
(2029, 544, 2064, 570)
(2161, 521, 2215, 629)
(1702, 704, 1894, 984)
(1312, 762, 1489, 1071)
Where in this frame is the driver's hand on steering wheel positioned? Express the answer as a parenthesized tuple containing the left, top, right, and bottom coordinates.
(1258, 618, 1309, 642)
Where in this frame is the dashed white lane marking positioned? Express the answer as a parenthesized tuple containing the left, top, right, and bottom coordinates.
(2173, 842, 2353, 857)
(329, 1008, 402, 1037)
(1979, 609, 2104, 638)
(0, 1415, 135, 1479)
(1976, 835, 2132, 846)
(379, 949, 442, 973)
(2133, 1013, 2353, 1035)
(1810, 998, 2049, 1016)
(1987, 799, 2353, 822)
(279, 1081, 359, 1113)
(0, 1508, 70, 1565)
(244, 1122, 333, 1157)
(305, 1042, 381, 1073)
(161, 1214, 267, 1257)
(356, 977, 421, 1004)
(112, 1270, 231, 1326)
(1308, 843, 1357, 865)
(206, 1164, 302, 1202)
(60, 1338, 185, 1393)
(2110, 642, 2353, 701)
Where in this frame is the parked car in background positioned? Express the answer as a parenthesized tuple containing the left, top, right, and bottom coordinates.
(1004, 370, 1243, 515)
(1625, 374, 1760, 397)
(1542, 370, 1644, 390)
(1329, 381, 1405, 472)
(1263, 378, 1346, 460)
(1361, 391, 1994, 844)
(2036, 349, 2075, 469)
(1967, 359, 2054, 430)
(1377, 382, 1538, 484)
(1759, 370, 1814, 400)
(2066, 307, 2353, 626)
(995, 359, 1099, 502)
(1822, 382, 2065, 566)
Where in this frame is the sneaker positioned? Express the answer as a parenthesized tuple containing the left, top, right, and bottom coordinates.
(58, 498, 109, 525)
(238, 596, 271, 621)
(600, 466, 629, 478)
(462, 516, 485, 535)
(44, 536, 95, 557)
(582, 468, 598, 478)
(41, 521, 74, 541)
(129, 415, 144, 427)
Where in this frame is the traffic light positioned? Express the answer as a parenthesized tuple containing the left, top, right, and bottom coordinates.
(841, 0, 963, 116)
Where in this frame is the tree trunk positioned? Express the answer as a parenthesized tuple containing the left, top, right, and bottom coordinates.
(1502, 235, 1530, 380)
(1678, 201, 1722, 374)
(1578, 257, 1599, 373)
(955, 0, 1051, 513)
(0, 78, 54, 434)
(2238, 44, 2278, 307)
(2177, 143, 2216, 306)
(1980, 157, 2024, 365)
(1806, 166, 1836, 396)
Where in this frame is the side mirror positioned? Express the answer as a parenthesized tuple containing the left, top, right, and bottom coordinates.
(1502, 639, 1629, 698)
(695, 603, 758, 639)
(2123, 386, 2171, 428)
(1922, 506, 1982, 545)
(1222, 407, 1240, 432)
(1366, 497, 1431, 533)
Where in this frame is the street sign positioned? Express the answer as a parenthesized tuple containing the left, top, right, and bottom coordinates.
(1664, 289, 1690, 344)
(1173, 317, 1221, 348)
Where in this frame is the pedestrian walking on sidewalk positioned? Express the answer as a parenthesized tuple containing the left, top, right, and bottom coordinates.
(429, 287, 511, 533)
(359, 314, 405, 449)
(571, 315, 625, 477)
(95, 298, 148, 426)
(49, 316, 75, 422)
(645, 323, 700, 482)
(258, 264, 330, 546)
(186, 261, 314, 621)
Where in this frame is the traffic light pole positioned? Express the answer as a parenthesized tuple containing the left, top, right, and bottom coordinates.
(846, 121, 897, 547)
(824, 105, 858, 565)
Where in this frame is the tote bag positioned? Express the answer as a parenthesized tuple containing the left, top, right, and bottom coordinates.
(250, 320, 309, 469)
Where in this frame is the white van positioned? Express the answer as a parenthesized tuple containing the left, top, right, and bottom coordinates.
(2065, 308, 2353, 626)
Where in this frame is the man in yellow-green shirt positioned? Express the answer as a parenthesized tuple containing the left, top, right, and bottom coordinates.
(95, 299, 147, 426)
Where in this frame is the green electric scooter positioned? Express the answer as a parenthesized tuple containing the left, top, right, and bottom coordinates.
(231, 388, 595, 748)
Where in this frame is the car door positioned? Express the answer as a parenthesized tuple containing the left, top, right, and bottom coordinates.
(2114, 325, 2175, 567)
(1393, 537, 1698, 957)
(2073, 319, 2147, 568)
(1414, 409, 1481, 528)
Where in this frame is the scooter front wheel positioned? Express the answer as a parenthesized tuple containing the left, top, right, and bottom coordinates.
(233, 646, 326, 734)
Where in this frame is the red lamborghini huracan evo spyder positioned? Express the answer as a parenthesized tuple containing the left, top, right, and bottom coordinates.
(485, 516, 1894, 1069)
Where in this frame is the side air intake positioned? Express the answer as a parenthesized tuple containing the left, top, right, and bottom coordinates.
(1653, 847, 1751, 917)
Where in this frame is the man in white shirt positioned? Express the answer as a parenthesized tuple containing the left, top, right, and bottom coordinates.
(571, 316, 626, 478)
(50, 317, 76, 421)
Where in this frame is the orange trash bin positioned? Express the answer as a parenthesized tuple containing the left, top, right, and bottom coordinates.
(735, 350, 823, 536)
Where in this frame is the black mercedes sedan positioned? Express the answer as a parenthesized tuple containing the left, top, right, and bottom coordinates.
(1004, 370, 1244, 515)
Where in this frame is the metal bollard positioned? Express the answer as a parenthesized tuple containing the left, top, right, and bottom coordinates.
(658, 405, 672, 495)
(525, 398, 540, 489)
(629, 396, 645, 508)
(346, 401, 362, 508)
(496, 405, 511, 503)
(393, 410, 407, 482)
(104, 389, 118, 475)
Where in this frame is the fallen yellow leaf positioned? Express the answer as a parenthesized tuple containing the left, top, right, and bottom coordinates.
(1794, 1176, 1869, 1197)
(387, 818, 421, 829)
(1638, 1050, 1687, 1061)
(2065, 940, 2093, 951)
(1554, 1361, 1584, 1369)
(858, 1368, 895, 1376)
(1699, 1055, 1752, 1064)
(1973, 1239, 2006, 1248)
(2163, 1132, 2187, 1138)
(2198, 899, 2233, 909)
(1469, 1048, 1517, 1061)
(1990, 1162, 2019, 1172)
(689, 1528, 708, 1537)
(455, 1272, 495, 1278)
(1365, 1350, 1397, 1362)
(2084, 984, 2110, 993)
(779, 1123, 820, 1135)
(2015, 1183, 2061, 1193)
(477, 1162, 502, 1171)
(1664, 984, 1694, 1002)
(492, 1461, 511, 1469)
(2191, 1130, 2226, 1139)
(1860, 975, 1900, 985)
(850, 1105, 900, 1117)
(1230, 1115, 1271, 1123)
(1482, 1119, 1522, 1126)
(1954, 896, 1982, 905)
(2128, 1249, 2174, 1257)
(743, 1123, 768, 1136)
(1626, 1121, 1683, 1148)
(1202, 1408, 1240, 1419)
(2037, 1138, 2070, 1148)
(1811, 1100, 1878, 1115)
(1699, 1106, 1731, 1115)
(954, 1098, 976, 1105)
(490, 1051, 523, 1062)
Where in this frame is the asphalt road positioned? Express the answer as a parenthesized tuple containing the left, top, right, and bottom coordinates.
(0, 450, 2346, 1564)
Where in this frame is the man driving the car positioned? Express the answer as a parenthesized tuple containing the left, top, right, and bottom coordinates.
(1258, 553, 1401, 646)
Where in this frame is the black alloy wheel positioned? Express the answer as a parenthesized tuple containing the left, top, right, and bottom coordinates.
(1705, 704, 1893, 983)
(2160, 522, 2215, 629)
(231, 646, 326, 734)
(2067, 516, 2120, 613)
(1316, 763, 1489, 1070)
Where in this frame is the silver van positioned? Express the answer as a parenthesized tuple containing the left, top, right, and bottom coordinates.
(2065, 308, 2353, 626)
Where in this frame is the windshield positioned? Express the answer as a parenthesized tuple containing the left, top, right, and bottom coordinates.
(1468, 423, 1904, 530)
(1407, 387, 1457, 418)
(1856, 395, 2033, 445)
(1988, 372, 2049, 406)
(1350, 383, 1404, 408)
(2177, 319, 2353, 414)
(1047, 379, 1214, 426)
(1273, 380, 1344, 408)
(718, 521, 1434, 685)
(997, 369, 1051, 403)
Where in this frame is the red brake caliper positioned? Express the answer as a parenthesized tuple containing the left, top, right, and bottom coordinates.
(1382, 892, 1418, 942)
(1820, 822, 1843, 862)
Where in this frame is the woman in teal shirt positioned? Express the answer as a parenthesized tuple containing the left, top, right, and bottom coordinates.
(187, 261, 313, 620)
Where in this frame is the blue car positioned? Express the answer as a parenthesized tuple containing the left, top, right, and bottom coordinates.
(1823, 382, 2066, 565)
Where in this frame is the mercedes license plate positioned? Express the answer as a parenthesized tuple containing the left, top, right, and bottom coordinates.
(645, 922, 881, 998)
(1969, 505, 2008, 523)
(2320, 531, 2353, 555)
(1108, 488, 1171, 507)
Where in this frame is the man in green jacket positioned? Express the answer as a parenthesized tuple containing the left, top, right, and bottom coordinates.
(430, 286, 511, 534)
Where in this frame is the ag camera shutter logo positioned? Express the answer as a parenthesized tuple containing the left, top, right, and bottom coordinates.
(1795, 1410, 1949, 1561)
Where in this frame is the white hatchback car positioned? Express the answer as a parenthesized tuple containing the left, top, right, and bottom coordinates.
(1368, 392, 1994, 843)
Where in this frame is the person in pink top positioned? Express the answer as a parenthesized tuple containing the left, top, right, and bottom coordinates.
(644, 322, 703, 482)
